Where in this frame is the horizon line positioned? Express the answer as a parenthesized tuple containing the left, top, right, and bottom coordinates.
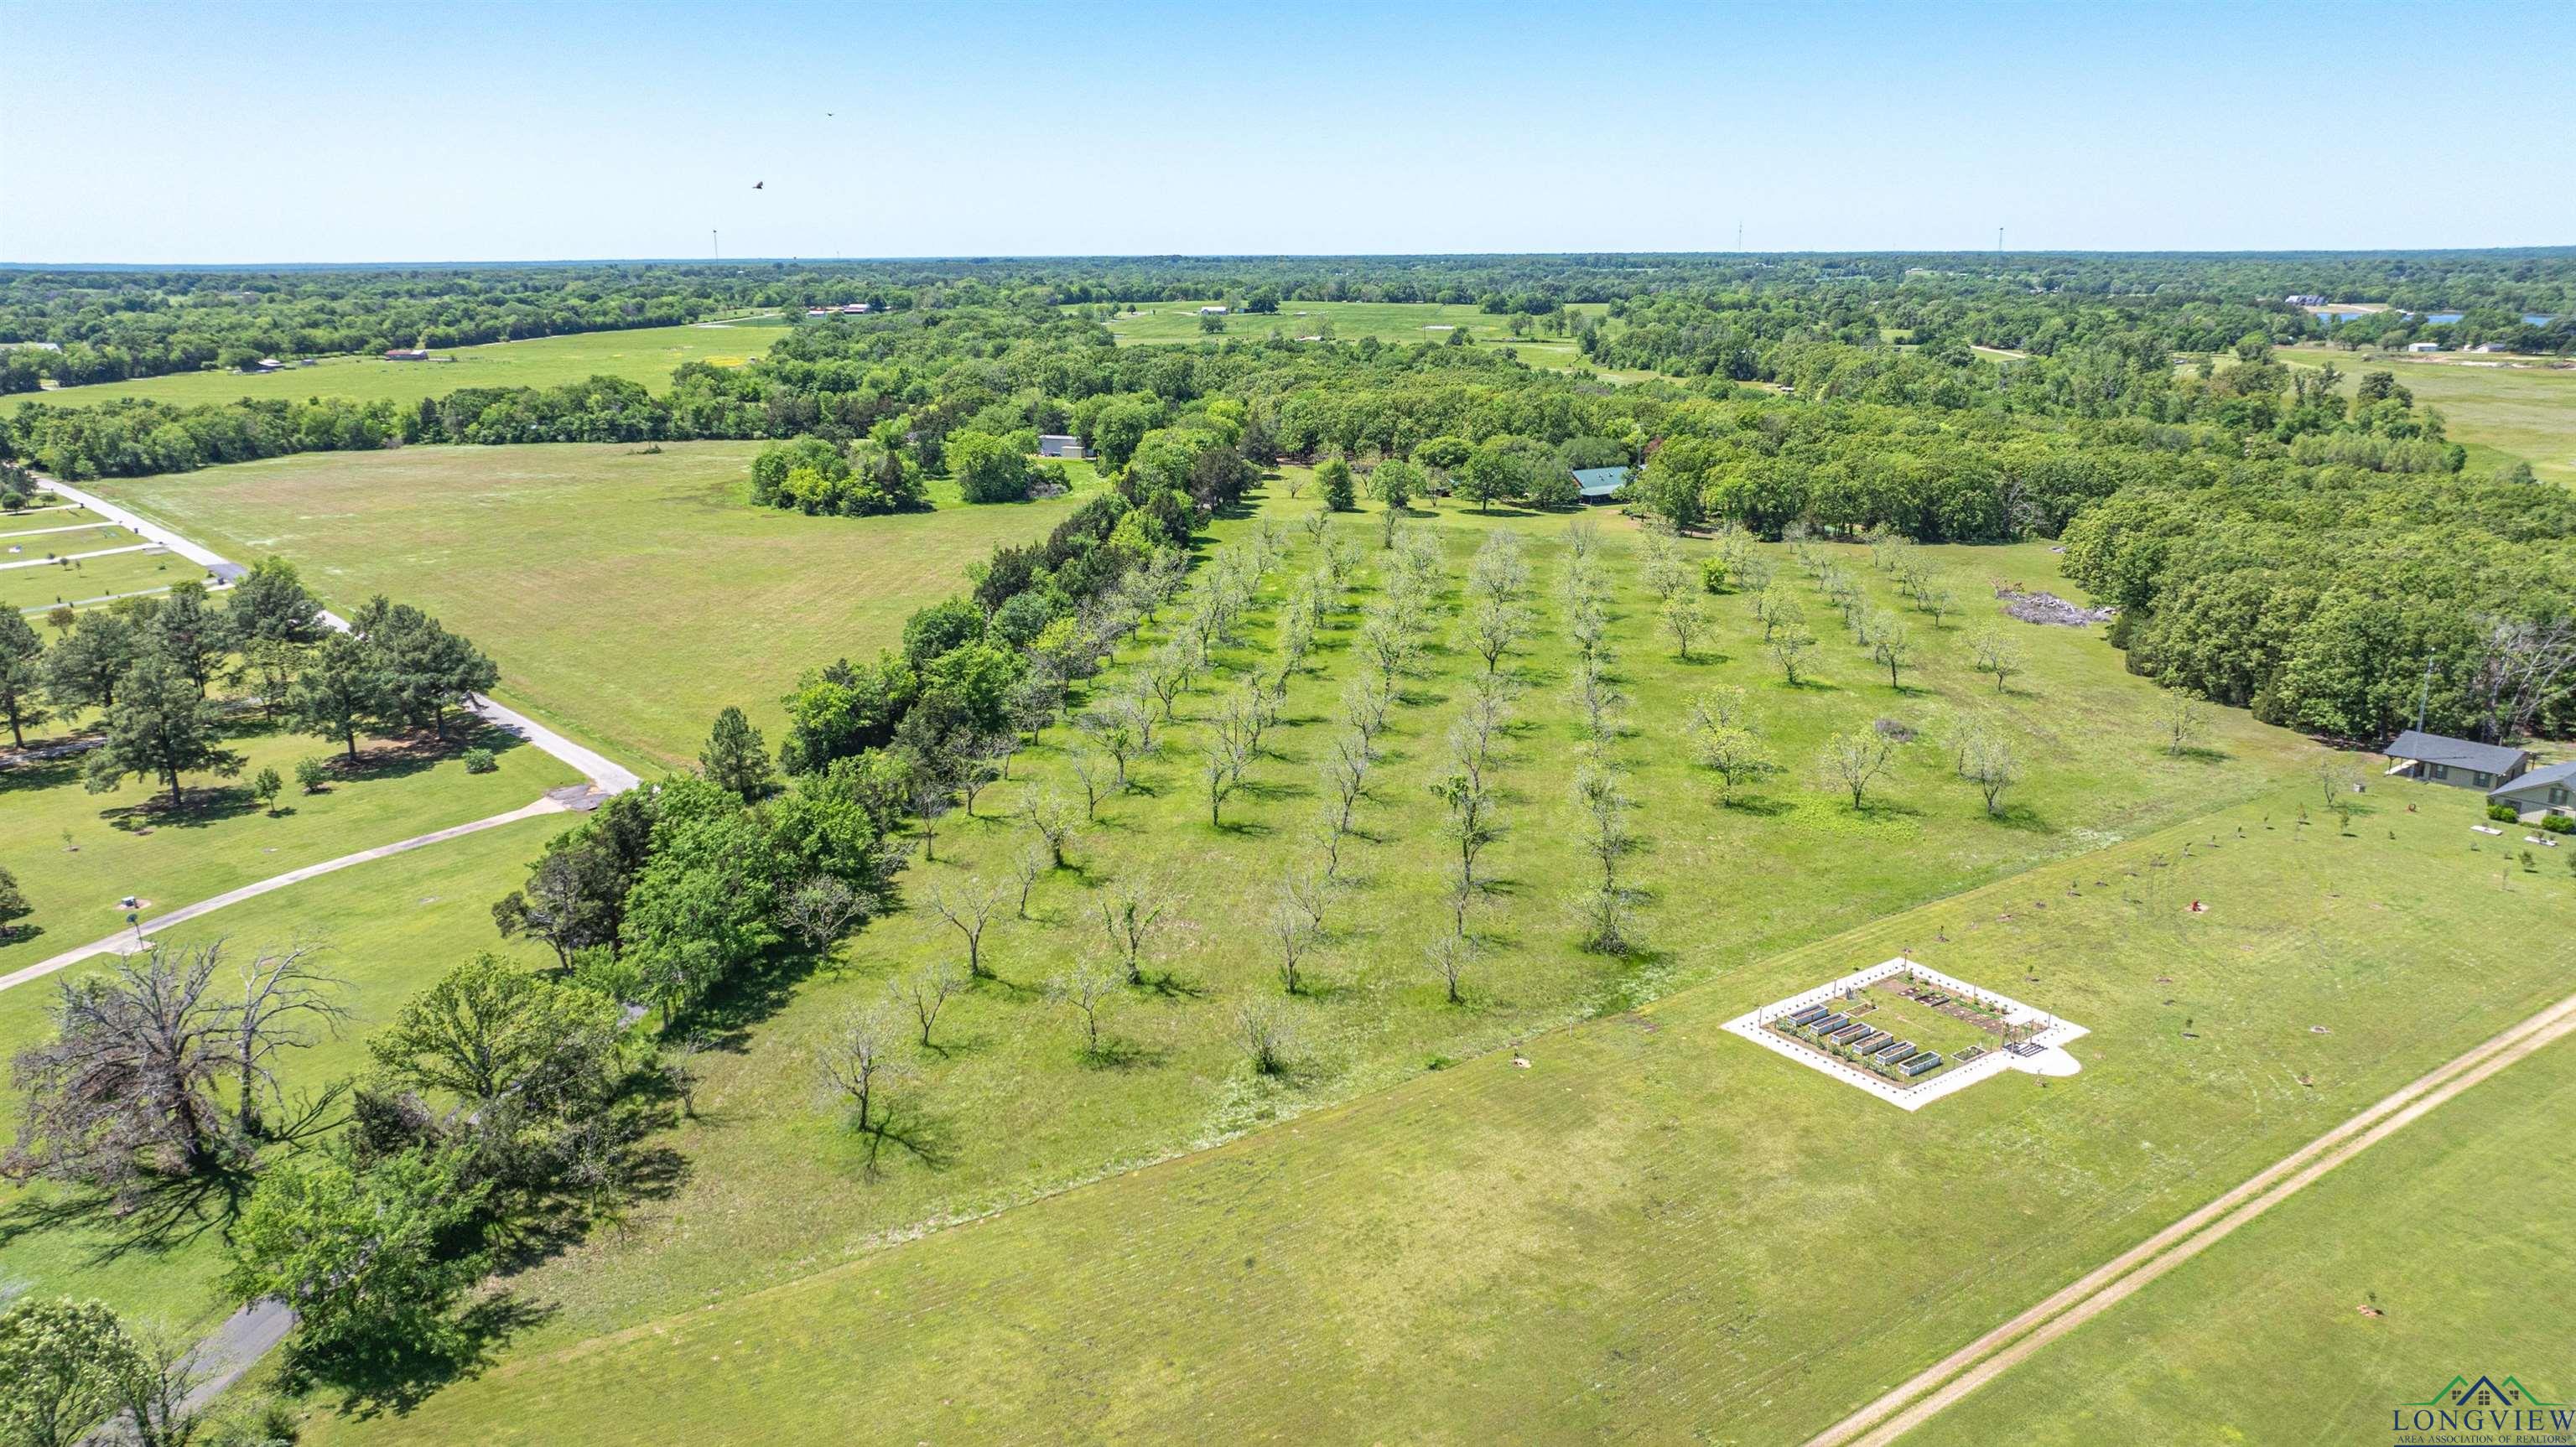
(8, 244, 2576, 272)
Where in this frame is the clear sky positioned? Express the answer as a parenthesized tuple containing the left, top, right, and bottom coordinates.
(3, 0, 2569, 264)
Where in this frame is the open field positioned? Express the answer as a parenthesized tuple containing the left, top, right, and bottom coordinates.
(1089, 299, 1647, 376)
(299, 767, 2576, 1445)
(85, 443, 1094, 769)
(8, 317, 787, 414)
(1906, 1028, 2576, 1447)
(1097, 298, 1605, 347)
(0, 707, 579, 983)
(0, 815, 565, 1331)
(0, 490, 2320, 1430)
(2275, 345, 2576, 486)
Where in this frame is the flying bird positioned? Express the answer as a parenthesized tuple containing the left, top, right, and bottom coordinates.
(753, 180, 765, 189)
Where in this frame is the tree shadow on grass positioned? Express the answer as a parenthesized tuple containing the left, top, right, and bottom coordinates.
(309, 1293, 557, 1422)
(0, 1162, 256, 1268)
(1140, 969, 1209, 1000)
(1981, 802, 2053, 832)
(1720, 793, 1794, 818)
(863, 1106, 959, 1174)
(0, 753, 83, 797)
(1080, 1036, 1170, 1071)
(103, 783, 264, 832)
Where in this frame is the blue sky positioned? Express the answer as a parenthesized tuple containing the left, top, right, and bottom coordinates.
(3, 0, 2569, 263)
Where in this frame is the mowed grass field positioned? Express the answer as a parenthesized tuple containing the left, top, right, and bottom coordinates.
(0, 815, 565, 1332)
(2274, 345, 2576, 486)
(85, 443, 1094, 770)
(23, 490, 2340, 1434)
(1090, 299, 1638, 376)
(1907, 1028, 2576, 1447)
(303, 772, 2576, 1447)
(0, 703, 578, 984)
(8, 316, 787, 414)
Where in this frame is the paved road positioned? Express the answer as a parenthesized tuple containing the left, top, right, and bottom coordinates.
(176, 1299, 296, 1413)
(1807, 984, 2576, 1447)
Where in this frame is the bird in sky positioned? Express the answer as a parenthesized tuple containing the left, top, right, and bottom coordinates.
(753, 180, 764, 189)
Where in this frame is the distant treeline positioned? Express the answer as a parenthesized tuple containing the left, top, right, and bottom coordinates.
(7, 248, 2572, 394)
(4, 279, 2571, 744)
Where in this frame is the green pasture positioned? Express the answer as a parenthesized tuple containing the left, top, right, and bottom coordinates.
(85, 443, 1096, 770)
(74, 492, 2333, 1416)
(2293, 346, 2576, 487)
(9, 319, 784, 414)
(0, 698, 578, 984)
(1093, 298, 1620, 362)
(299, 766, 2576, 1445)
(0, 816, 564, 1331)
(2241, 345, 2576, 487)
(1090, 298, 1654, 380)
(1909, 1029, 2576, 1447)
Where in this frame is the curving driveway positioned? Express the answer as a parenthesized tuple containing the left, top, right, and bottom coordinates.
(4, 479, 642, 1000)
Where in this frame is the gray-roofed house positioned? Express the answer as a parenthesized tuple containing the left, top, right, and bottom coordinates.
(2488, 760, 2576, 819)
(1571, 466, 1630, 504)
(2381, 729, 2531, 792)
(1036, 434, 1090, 459)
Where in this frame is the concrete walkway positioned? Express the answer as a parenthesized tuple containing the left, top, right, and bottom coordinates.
(0, 797, 566, 995)
(0, 542, 156, 572)
(18, 584, 176, 615)
(35, 478, 239, 577)
(0, 520, 114, 540)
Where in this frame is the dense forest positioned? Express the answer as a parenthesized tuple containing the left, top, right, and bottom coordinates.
(3, 255, 2571, 749)
(4, 248, 2569, 393)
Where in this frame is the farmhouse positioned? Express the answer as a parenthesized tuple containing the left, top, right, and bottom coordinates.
(2406, 340, 2443, 353)
(1571, 466, 1630, 503)
(2487, 760, 2576, 818)
(1197, 305, 1228, 314)
(1036, 433, 1090, 459)
(2381, 729, 2530, 791)
(383, 347, 430, 361)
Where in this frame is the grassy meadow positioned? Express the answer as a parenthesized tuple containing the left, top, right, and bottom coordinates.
(2273, 345, 2576, 485)
(1908, 1028, 2576, 1447)
(0, 703, 578, 984)
(0, 815, 566, 1331)
(15, 477, 2563, 1444)
(8, 316, 787, 414)
(0, 485, 2301, 1436)
(1089, 299, 1640, 376)
(84, 443, 1096, 770)
(300, 770, 2576, 1446)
